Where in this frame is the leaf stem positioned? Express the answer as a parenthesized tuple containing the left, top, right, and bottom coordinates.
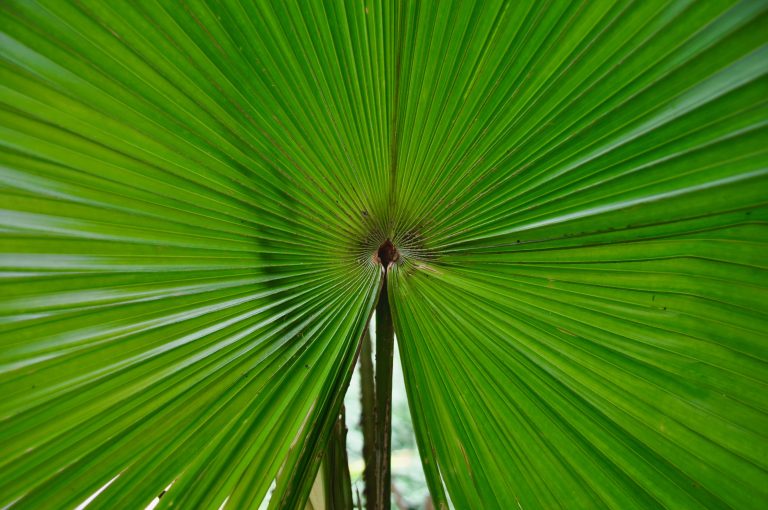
(360, 327, 377, 508)
(324, 406, 353, 510)
(373, 273, 394, 510)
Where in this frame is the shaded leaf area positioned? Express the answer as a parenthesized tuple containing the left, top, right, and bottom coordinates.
(0, 1, 388, 508)
(388, 1, 768, 509)
(0, 1, 767, 510)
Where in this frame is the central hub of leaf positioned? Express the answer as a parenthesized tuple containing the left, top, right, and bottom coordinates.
(375, 239, 399, 268)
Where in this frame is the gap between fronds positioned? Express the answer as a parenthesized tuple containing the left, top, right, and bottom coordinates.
(325, 240, 400, 510)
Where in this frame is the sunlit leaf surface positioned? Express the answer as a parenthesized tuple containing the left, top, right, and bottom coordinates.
(1, 1, 766, 508)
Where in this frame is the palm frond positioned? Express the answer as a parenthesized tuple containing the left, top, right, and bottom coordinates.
(1, 1, 766, 509)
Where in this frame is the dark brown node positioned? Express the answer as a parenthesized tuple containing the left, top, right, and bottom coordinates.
(374, 239, 399, 268)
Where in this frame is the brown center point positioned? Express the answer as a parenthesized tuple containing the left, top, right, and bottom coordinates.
(375, 239, 399, 268)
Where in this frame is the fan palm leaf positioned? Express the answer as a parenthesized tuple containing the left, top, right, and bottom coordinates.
(1, 1, 766, 508)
